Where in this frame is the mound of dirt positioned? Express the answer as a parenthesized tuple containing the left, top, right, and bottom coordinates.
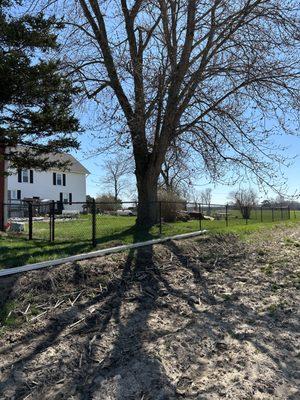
(0, 227, 299, 399)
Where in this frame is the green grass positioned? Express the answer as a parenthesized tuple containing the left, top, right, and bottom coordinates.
(1, 212, 299, 270)
(0, 300, 17, 327)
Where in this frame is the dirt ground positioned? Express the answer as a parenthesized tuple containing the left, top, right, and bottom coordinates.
(0, 225, 299, 399)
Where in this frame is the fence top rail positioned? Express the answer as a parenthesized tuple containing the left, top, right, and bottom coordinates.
(1, 201, 292, 209)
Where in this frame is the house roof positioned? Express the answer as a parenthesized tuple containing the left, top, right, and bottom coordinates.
(49, 152, 90, 175)
(9, 146, 90, 175)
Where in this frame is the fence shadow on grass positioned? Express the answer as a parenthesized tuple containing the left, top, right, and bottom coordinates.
(0, 240, 91, 269)
(0, 225, 160, 270)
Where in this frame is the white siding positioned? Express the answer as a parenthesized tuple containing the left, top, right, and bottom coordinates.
(7, 170, 87, 211)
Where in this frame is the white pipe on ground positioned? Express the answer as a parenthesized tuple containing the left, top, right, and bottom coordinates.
(0, 230, 207, 277)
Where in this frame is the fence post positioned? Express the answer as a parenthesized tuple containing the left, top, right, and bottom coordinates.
(51, 201, 55, 242)
(272, 207, 274, 222)
(260, 206, 263, 223)
(280, 206, 283, 220)
(198, 203, 202, 230)
(92, 198, 96, 247)
(0, 202, 4, 231)
(159, 201, 162, 235)
(28, 202, 33, 240)
(49, 202, 52, 242)
(225, 204, 228, 227)
(288, 206, 290, 220)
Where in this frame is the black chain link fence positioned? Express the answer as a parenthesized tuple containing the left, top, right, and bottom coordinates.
(0, 200, 293, 247)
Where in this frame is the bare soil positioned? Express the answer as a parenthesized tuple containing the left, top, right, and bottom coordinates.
(0, 225, 299, 399)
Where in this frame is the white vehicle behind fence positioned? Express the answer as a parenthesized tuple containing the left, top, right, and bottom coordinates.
(116, 209, 135, 216)
(61, 210, 80, 218)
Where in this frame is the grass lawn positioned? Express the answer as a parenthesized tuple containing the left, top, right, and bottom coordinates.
(1, 211, 299, 269)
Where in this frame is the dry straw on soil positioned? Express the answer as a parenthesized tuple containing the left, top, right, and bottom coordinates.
(0, 226, 299, 399)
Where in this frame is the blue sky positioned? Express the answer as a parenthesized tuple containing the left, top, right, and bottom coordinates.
(72, 126, 300, 204)
(12, 1, 299, 205)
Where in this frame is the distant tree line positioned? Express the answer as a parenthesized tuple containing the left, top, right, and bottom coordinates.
(261, 197, 300, 210)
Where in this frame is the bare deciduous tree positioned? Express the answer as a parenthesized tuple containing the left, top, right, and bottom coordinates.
(101, 157, 132, 200)
(230, 188, 258, 219)
(200, 187, 213, 214)
(46, 0, 300, 226)
(159, 145, 192, 196)
(200, 188, 212, 206)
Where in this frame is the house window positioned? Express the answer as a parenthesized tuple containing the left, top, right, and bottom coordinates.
(9, 189, 21, 200)
(53, 172, 66, 186)
(18, 169, 33, 183)
(22, 170, 29, 183)
(63, 193, 69, 204)
(59, 192, 72, 204)
(57, 173, 62, 186)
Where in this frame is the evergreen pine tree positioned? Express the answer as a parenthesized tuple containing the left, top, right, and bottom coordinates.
(0, 0, 80, 170)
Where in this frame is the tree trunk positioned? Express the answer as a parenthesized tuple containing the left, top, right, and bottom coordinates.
(114, 180, 118, 202)
(136, 170, 159, 228)
(0, 146, 5, 231)
(132, 124, 170, 228)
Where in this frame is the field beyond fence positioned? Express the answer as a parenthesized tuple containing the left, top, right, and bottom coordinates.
(0, 200, 295, 269)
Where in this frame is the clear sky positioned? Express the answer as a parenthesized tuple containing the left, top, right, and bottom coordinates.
(72, 121, 300, 205)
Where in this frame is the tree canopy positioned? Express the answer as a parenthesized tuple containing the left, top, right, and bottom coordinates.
(13, 0, 300, 225)
(49, 0, 300, 225)
(0, 0, 80, 171)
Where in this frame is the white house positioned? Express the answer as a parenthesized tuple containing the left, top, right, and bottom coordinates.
(5, 148, 90, 212)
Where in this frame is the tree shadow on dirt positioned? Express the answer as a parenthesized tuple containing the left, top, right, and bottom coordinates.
(75, 240, 177, 399)
(163, 240, 299, 398)
(0, 234, 298, 399)
(0, 231, 178, 399)
(0, 275, 18, 327)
